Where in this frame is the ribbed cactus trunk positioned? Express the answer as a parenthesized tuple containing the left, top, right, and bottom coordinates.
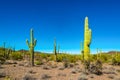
(26, 29, 37, 66)
(83, 17, 92, 61)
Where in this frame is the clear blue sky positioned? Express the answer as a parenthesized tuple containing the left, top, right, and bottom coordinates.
(0, 0, 120, 54)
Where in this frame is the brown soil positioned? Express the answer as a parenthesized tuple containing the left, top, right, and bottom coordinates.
(0, 60, 120, 80)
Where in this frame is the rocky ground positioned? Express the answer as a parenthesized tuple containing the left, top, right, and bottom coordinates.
(0, 60, 120, 80)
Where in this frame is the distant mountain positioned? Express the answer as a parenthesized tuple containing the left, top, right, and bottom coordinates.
(17, 49, 28, 53)
(17, 49, 42, 54)
(107, 51, 120, 54)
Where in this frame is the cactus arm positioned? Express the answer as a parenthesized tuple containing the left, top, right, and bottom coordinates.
(30, 29, 33, 44)
(33, 39, 37, 47)
(26, 39, 30, 48)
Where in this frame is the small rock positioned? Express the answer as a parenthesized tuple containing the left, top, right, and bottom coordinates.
(27, 70, 36, 74)
(78, 73, 88, 80)
(58, 73, 66, 76)
(69, 63, 74, 68)
(42, 65, 51, 70)
(58, 66, 65, 70)
(22, 74, 36, 80)
(0, 70, 6, 78)
(114, 77, 120, 80)
(24, 62, 31, 67)
(71, 69, 77, 74)
(108, 74, 115, 79)
(41, 74, 51, 79)
(18, 63, 24, 66)
(89, 74, 94, 78)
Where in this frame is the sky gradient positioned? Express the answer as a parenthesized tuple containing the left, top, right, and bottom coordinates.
(0, 0, 120, 54)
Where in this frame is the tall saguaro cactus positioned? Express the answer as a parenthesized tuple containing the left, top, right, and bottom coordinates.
(26, 29, 37, 66)
(83, 17, 92, 61)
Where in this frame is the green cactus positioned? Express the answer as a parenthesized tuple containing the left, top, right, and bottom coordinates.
(83, 16, 92, 61)
(97, 48, 99, 60)
(6, 47, 12, 59)
(80, 41, 84, 61)
(54, 38, 57, 62)
(99, 49, 102, 59)
(58, 44, 60, 54)
(3, 42, 6, 59)
(26, 29, 37, 66)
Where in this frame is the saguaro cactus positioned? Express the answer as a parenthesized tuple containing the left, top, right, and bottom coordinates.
(83, 17, 92, 61)
(26, 29, 37, 66)
(54, 38, 57, 61)
(80, 41, 84, 61)
(58, 44, 60, 54)
(97, 48, 99, 60)
(3, 42, 6, 59)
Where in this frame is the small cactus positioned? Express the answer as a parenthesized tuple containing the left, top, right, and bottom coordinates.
(58, 44, 60, 54)
(3, 42, 6, 59)
(26, 29, 37, 66)
(53, 38, 57, 62)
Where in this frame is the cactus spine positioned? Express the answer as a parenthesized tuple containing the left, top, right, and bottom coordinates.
(26, 29, 37, 66)
(54, 38, 57, 61)
(83, 17, 92, 61)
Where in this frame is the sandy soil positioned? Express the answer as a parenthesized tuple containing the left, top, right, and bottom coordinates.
(0, 60, 120, 80)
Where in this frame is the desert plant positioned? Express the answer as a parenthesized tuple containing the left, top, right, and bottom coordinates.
(63, 58, 69, 68)
(26, 29, 37, 66)
(112, 53, 120, 65)
(53, 38, 57, 62)
(10, 52, 23, 60)
(35, 60, 42, 65)
(83, 17, 92, 61)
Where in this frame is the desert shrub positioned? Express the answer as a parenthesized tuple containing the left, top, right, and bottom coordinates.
(89, 60, 102, 75)
(35, 61, 43, 65)
(63, 58, 70, 68)
(56, 54, 63, 62)
(49, 54, 55, 61)
(22, 74, 35, 80)
(10, 52, 23, 60)
(0, 56, 6, 64)
(112, 54, 120, 65)
(39, 53, 49, 59)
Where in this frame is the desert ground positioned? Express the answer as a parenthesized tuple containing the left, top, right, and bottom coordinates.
(0, 60, 120, 80)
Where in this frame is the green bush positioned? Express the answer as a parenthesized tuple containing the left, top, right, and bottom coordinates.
(35, 60, 42, 65)
(10, 52, 23, 60)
